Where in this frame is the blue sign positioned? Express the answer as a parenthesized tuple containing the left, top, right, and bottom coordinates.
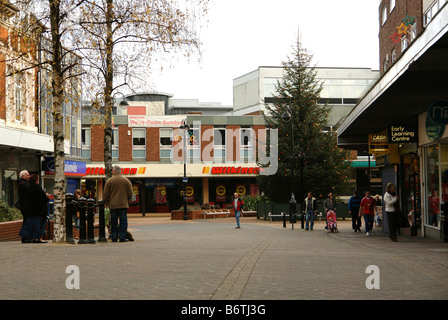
(44, 157, 87, 177)
(428, 100, 448, 126)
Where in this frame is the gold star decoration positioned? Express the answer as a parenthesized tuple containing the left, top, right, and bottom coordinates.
(396, 23, 409, 35)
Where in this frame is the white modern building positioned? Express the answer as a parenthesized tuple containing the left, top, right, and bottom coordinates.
(230, 66, 380, 128)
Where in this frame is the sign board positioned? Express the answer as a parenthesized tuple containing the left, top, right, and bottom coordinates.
(426, 110, 445, 141)
(388, 124, 418, 143)
(428, 100, 448, 126)
(369, 131, 389, 154)
(128, 115, 186, 128)
(45, 157, 86, 177)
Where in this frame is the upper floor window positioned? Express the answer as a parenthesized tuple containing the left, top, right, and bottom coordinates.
(15, 72, 24, 121)
(390, 0, 395, 12)
(132, 128, 146, 158)
(382, 6, 388, 26)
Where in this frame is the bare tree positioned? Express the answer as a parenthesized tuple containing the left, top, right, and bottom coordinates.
(72, 0, 210, 180)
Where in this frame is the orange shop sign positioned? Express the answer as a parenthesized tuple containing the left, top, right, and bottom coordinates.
(86, 167, 146, 176)
(202, 166, 260, 175)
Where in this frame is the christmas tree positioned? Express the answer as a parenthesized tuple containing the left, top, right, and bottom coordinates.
(257, 36, 352, 203)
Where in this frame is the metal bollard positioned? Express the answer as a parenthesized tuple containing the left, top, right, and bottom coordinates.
(96, 200, 107, 242)
(78, 198, 88, 244)
(87, 199, 96, 244)
(282, 212, 286, 228)
(65, 193, 75, 244)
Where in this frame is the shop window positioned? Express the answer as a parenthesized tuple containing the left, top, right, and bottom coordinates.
(424, 144, 440, 228)
(132, 128, 146, 158)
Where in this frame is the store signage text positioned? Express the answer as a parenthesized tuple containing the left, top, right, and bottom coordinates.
(202, 166, 260, 175)
(86, 167, 146, 176)
(388, 125, 417, 143)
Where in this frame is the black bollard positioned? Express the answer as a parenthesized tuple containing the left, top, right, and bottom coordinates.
(78, 198, 88, 244)
(87, 199, 96, 244)
(65, 193, 75, 244)
(96, 200, 107, 242)
(282, 212, 286, 228)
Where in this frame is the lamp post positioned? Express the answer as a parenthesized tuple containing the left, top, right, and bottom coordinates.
(282, 107, 297, 229)
(179, 120, 191, 220)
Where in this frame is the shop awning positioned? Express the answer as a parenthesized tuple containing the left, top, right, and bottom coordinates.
(338, 6, 448, 151)
(351, 160, 376, 168)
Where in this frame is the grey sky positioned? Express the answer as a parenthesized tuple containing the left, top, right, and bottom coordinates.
(149, 0, 380, 105)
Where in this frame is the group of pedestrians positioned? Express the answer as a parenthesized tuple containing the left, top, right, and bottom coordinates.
(18, 170, 51, 243)
(349, 183, 401, 241)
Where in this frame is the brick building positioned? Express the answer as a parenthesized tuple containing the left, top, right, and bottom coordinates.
(81, 93, 268, 214)
(0, 1, 52, 206)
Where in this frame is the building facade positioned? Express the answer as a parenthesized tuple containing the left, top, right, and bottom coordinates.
(0, 1, 53, 206)
(81, 93, 268, 214)
(338, 0, 448, 240)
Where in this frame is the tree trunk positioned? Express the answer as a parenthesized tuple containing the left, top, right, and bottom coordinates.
(49, 0, 66, 243)
(104, 0, 114, 181)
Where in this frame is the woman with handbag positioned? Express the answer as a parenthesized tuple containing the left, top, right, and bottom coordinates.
(384, 183, 400, 242)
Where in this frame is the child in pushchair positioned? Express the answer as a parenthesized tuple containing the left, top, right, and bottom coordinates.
(326, 209, 338, 233)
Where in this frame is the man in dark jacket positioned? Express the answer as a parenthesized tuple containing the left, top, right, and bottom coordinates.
(18, 170, 31, 242)
(349, 190, 362, 232)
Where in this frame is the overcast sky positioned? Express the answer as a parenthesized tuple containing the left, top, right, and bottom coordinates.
(147, 0, 380, 106)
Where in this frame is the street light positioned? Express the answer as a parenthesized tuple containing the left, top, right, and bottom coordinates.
(282, 106, 297, 230)
(179, 120, 191, 220)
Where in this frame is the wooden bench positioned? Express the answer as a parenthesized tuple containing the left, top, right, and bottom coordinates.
(202, 210, 231, 219)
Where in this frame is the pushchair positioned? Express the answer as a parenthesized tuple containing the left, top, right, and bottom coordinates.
(326, 210, 338, 233)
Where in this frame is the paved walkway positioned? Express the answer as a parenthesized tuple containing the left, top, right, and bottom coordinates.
(1, 215, 447, 301)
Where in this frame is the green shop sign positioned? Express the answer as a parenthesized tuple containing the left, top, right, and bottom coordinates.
(426, 111, 445, 141)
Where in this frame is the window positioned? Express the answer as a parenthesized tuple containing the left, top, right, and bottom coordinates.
(390, 0, 395, 12)
(391, 49, 396, 63)
(382, 6, 388, 26)
(424, 144, 440, 228)
(214, 127, 226, 163)
(401, 36, 408, 53)
(160, 128, 173, 159)
(112, 128, 119, 159)
(81, 128, 91, 158)
(15, 73, 24, 121)
(409, 21, 417, 41)
(132, 128, 146, 158)
(240, 127, 254, 163)
(384, 54, 389, 72)
(187, 128, 200, 163)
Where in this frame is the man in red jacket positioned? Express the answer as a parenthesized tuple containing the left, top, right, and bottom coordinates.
(233, 192, 244, 229)
(359, 190, 377, 236)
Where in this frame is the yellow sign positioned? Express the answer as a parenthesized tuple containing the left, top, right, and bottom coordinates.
(186, 186, 194, 197)
(236, 185, 246, 196)
(369, 131, 389, 155)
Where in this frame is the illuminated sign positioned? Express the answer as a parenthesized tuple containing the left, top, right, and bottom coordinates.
(86, 167, 146, 176)
(202, 166, 260, 175)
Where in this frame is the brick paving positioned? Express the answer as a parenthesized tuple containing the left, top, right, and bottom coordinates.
(0, 215, 447, 300)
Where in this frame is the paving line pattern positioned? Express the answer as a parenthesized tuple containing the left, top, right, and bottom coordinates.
(211, 232, 276, 300)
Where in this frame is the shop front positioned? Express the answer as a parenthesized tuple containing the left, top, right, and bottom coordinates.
(84, 163, 261, 215)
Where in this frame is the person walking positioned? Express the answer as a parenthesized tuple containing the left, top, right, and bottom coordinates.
(384, 183, 400, 242)
(233, 192, 244, 229)
(304, 192, 318, 230)
(359, 190, 377, 236)
(103, 165, 133, 242)
(348, 191, 362, 232)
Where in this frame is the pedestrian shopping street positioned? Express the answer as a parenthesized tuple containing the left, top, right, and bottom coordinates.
(1, 215, 447, 301)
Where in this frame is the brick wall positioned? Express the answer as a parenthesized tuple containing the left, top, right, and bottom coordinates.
(379, 0, 423, 75)
(119, 125, 133, 161)
(226, 125, 240, 162)
(201, 125, 214, 161)
(91, 125, 105, 162)
(147, 127, 160, 161)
